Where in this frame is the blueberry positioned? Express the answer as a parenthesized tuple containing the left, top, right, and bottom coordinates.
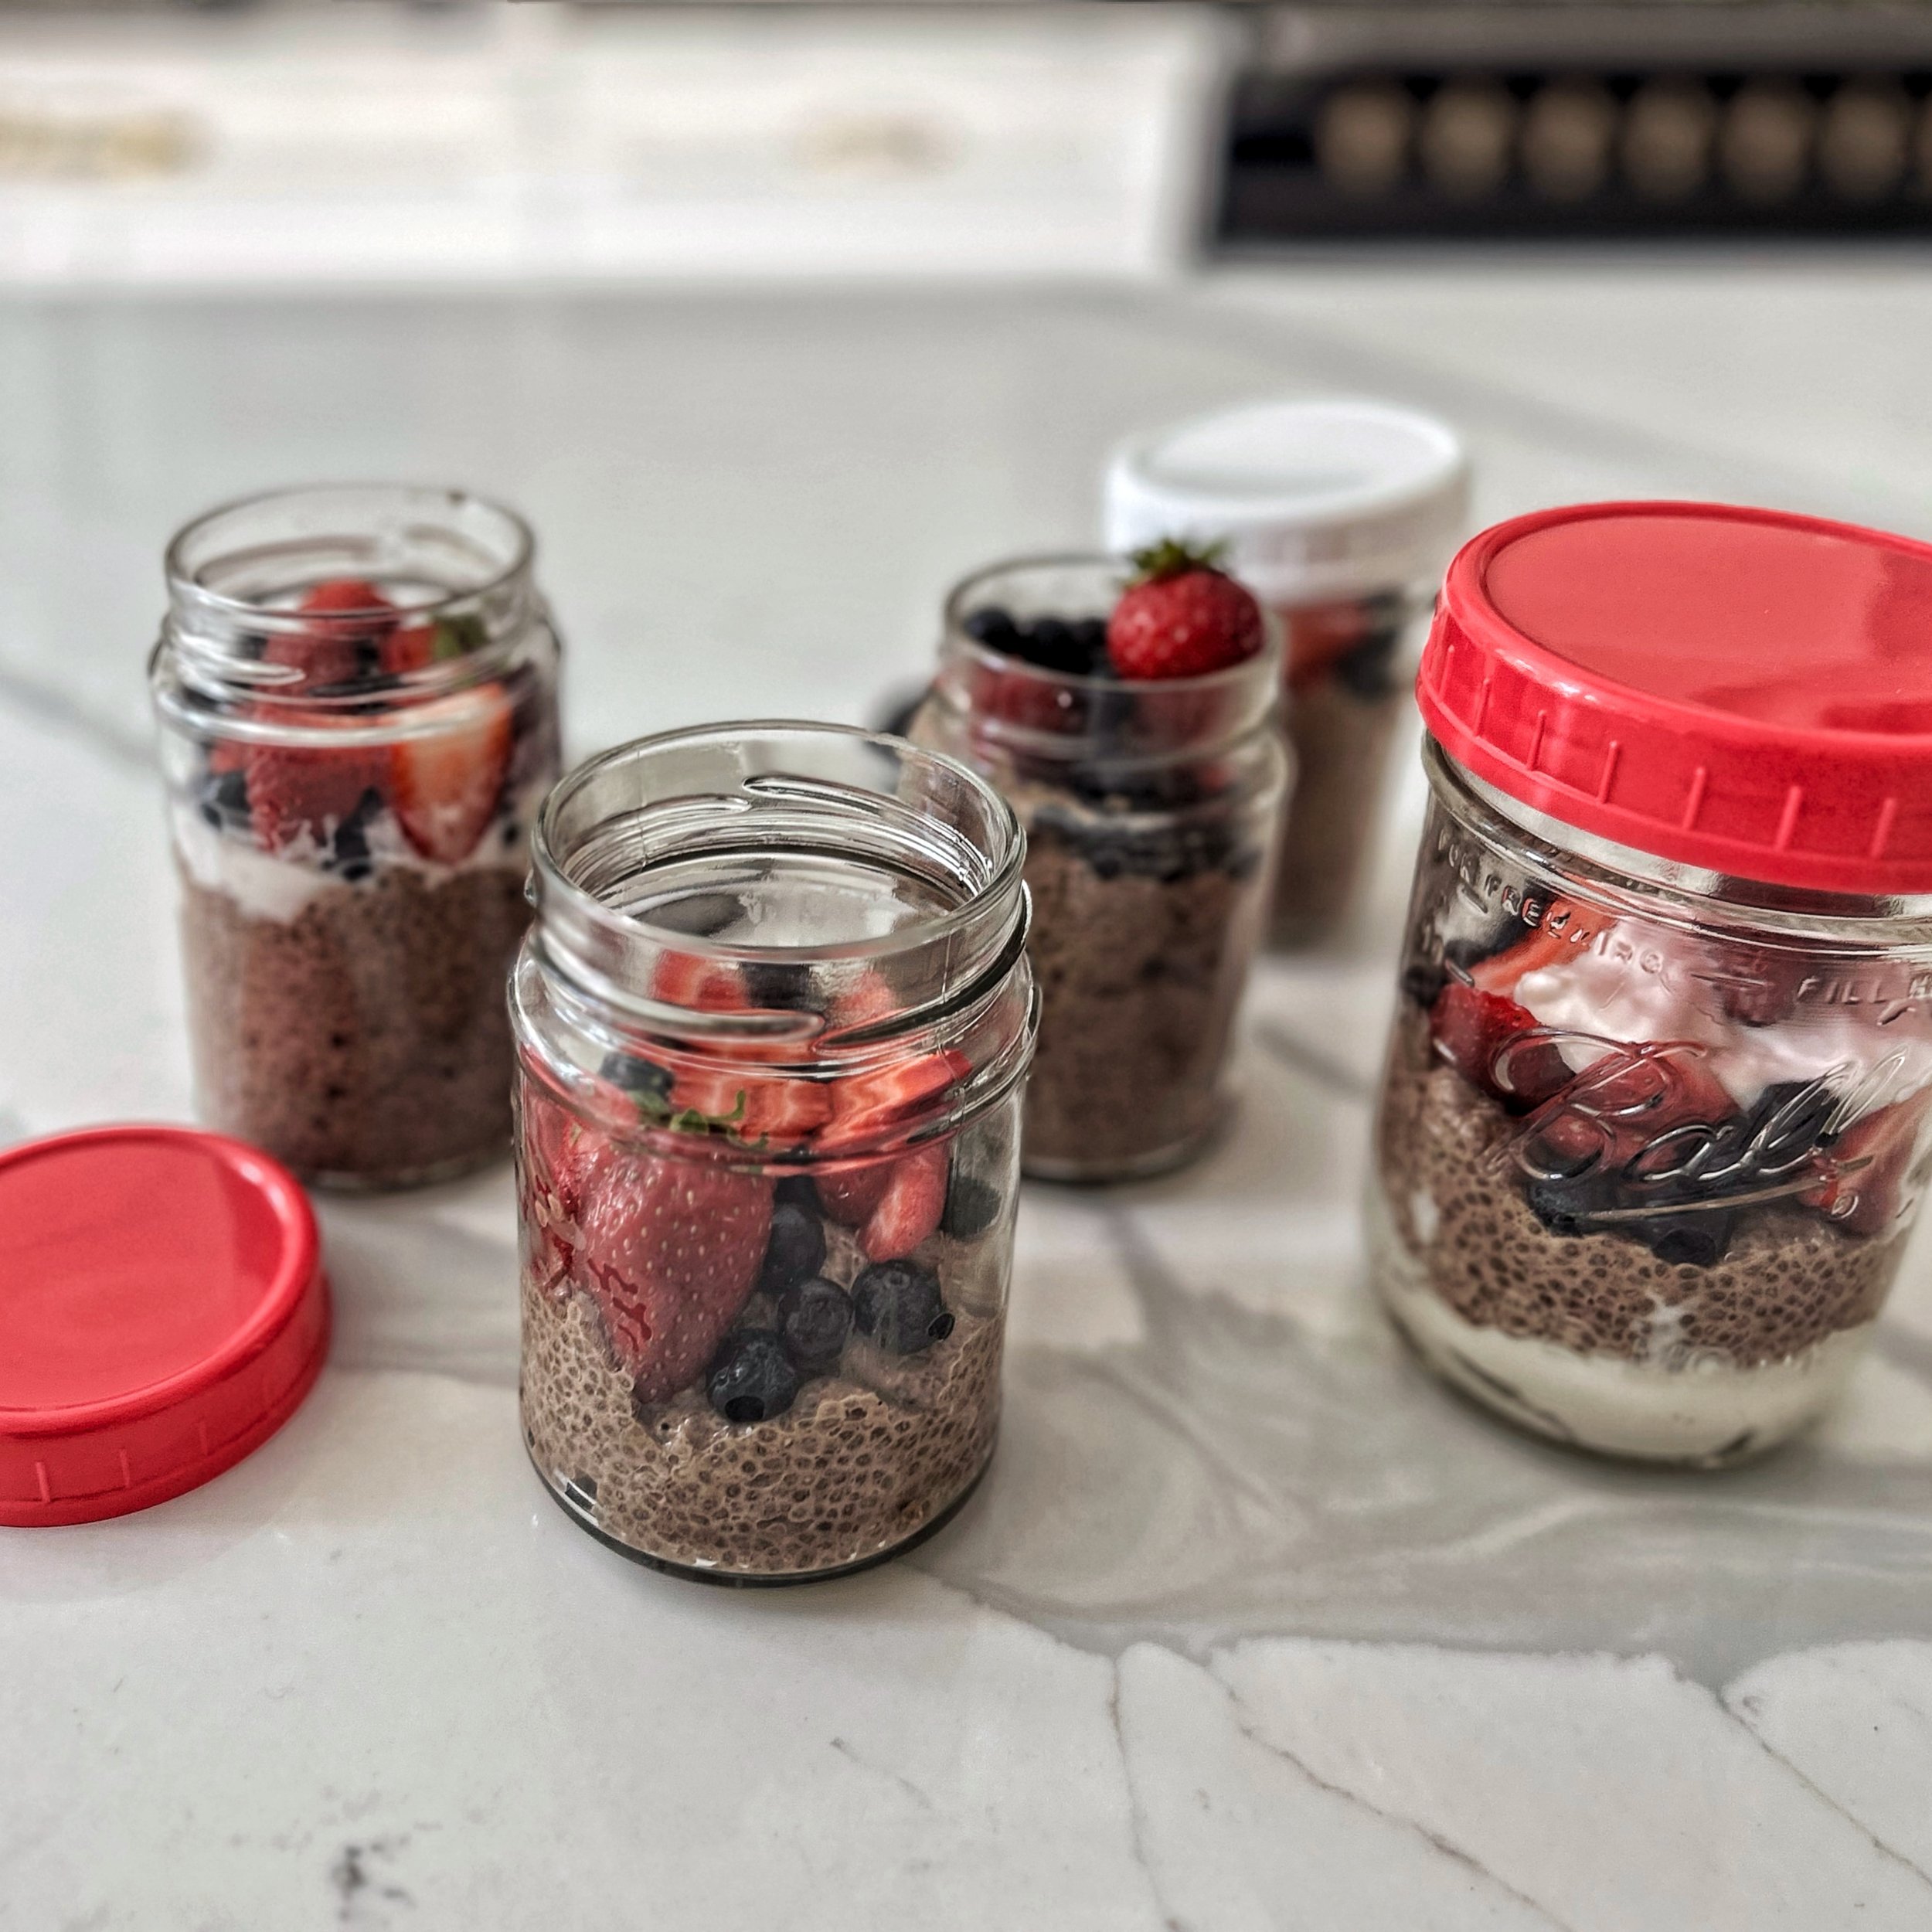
(964, 606, 1022, 653)
(600, 1052, 672, 1103)
(744, 961, 813, 1010)
(706, 1330, 801, 1424)
(774, 1275, 852, 1371)
(776, 1174, 821, 1213)
(1330, 627, 1403, 701)
(196, 766, 250, 830)
(1402, 961, 1448, 1009)
(852, 1260, 954, 1355)
(759, 1201, 826, 1296)
(1631, 1211, 1736, 1267)
(942, 1173, 1002, 1242)
(1070, 616, 1111, 668)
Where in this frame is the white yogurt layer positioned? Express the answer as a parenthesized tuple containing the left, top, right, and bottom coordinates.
(170, 777, 545, 925)
(1513, 942, 1932, 1113)
(1381, 1253, 1869, 1464)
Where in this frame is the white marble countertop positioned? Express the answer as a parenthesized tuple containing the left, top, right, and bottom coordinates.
(7, 264, 1932, 1929)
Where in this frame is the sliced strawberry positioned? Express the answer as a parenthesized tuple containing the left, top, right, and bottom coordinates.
(861, 1142, 950, 1260)
(817, 1158, 895, 1226)
(1284, 600, 1372, 692)
(668, 1065, 832, 1148)
(574, 1148, 774, 1404)
(243, 709, 389, 853)
(264, 579, 396, 690)
(520, 1085, 611, 1291)
(819, 1049, 971, 1152)
(382, 622, 438, 676)
(1527, 1043, 1737, 1185)
(1466, 905, 1590, 997)
(1807, 1089, 1932, 1238)
(389, 682, 513, 864)
(653, 954, 748, 1011)
(1430, 982, 1569, 1110)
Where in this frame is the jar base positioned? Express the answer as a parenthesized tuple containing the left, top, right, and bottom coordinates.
(297, 1141, 510, 1194)
(529, 1438, 994, 1587)
(1022, 1103, 1227, 1185)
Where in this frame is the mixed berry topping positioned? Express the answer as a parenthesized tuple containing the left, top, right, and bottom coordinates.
(196, 577, 521, 872)
(1415, 923, 1932, 1264)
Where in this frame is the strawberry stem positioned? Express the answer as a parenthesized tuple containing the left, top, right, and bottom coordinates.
(1128, 536, 1230, 587)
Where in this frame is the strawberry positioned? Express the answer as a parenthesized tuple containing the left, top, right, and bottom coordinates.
(668, 1064, 832, 1148)
(817, 1158, 895, 1226)
(819, 1049, 971, 1153)
(243, 708, 389, 853)
(264, 579, 396, 690)
(574, 1149, 774, 1404)
(1284, 600, 1373, 692)
(1527, 1043, 1736, 1188)
(520, 1084, 612, 1291)
(653, 954, 749, 1012)
(1430, 981, 1570, 1110)
(1106, 539, 1264, 681)
(382, 623, 438, 676)
(1467, 909, 1588, 998)
(389, 682, 513, 864)
(860, 1142, 950, 1260)
(1806, 1090, 1932, 1238)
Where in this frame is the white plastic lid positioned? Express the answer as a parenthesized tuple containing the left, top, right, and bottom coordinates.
(1103, 398, 1471, 605)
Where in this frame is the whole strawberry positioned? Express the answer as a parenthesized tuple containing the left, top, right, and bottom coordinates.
(1106, 539, 1264, 681)
(574, 1148, 774, 1405)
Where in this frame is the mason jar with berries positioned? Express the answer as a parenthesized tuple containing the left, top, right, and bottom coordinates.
(1107, 399, 1468, 950)
(512, 723, 1036, 1583)
(1375, 502, 1932, 1466)
(911, 547, 1286, 1181)
(149, 484, 563, 1188)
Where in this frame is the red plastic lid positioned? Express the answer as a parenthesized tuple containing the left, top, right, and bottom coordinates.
(1420, 502, 1932, 895)
(0, 1126, 329, 1526)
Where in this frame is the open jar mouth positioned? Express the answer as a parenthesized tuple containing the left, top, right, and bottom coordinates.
(529, 722, 1032, 1076)
(937, 551, 1283, 763)
(158, 482, 539, 705)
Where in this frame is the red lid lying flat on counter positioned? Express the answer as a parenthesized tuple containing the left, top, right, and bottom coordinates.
(1420, 501, 1932, 896)
(0, 1126, 329, 1526)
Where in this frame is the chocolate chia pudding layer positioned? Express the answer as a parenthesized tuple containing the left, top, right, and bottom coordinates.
(521, 1221, 1004, 1579)
(1374, 1006, 1899, 1369)
(1019, 804, 1268, 1178)
(1271, 678, 1402, 947)
(181, 863, 529, 1185)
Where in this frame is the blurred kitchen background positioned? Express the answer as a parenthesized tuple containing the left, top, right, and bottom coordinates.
(4, 2, 1931, 286)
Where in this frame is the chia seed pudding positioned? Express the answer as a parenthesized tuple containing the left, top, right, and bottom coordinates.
(152, 486, 563, 1189)
(513, 725, 1034, 1582)
(912, 552, 1285, 1181)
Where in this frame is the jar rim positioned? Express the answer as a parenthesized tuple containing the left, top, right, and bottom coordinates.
(941, 550, 1282, 698)
(165, 481, 536, 625)
(532, 719, 1028, 979)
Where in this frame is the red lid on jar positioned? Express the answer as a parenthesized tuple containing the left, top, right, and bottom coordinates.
(0, 1126, 329, 1526)
(1420, 501, 1932, 895)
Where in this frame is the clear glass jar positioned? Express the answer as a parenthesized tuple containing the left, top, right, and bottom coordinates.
(513, 723, 1035, 1584)
(149, 484, 563, 1189)
(1270, 586, 1434, 947)
(912, 554, 1285, 1181)
(1104, 399, 1468, 950)
(1372, 502, 1932, 1466)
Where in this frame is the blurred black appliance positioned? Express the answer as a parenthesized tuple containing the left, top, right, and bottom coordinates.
(1216, 3, 1932, 243)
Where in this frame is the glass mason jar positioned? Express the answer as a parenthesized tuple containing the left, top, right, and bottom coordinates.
(1106, 399, 1468, 950)
(149, 484, 563, 1189)
(513, 723, 1036, 1584)
(1372, 502, 1932, 1466)
(911, 554, 1285, 1181)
